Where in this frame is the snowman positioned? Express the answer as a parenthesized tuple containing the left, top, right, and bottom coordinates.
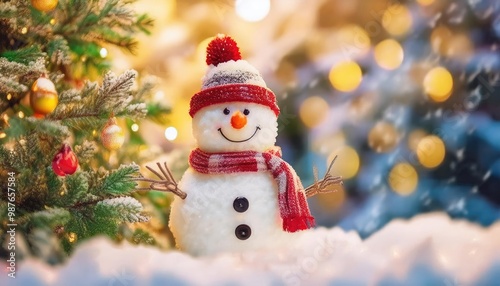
(141, 35, 342, 256)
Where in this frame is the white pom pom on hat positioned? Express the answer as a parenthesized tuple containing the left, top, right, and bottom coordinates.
(189, 34, 279, 118)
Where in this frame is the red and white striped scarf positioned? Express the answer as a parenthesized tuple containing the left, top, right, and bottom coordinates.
(189, 147, 315, 232)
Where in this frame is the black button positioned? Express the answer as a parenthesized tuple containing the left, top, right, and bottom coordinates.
(233, 197, 249, 213)
(235, 224, 251, 240)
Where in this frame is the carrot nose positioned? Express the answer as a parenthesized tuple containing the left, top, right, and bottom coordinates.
(231, 110, 247, 129)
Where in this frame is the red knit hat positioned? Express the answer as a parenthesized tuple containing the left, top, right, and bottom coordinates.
(189, 35, 280, 118)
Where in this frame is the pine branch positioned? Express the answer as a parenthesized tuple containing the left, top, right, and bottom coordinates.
(1, 45, 45, 65)
(94, 163, 140, 196)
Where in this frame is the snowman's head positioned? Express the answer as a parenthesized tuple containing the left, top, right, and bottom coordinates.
(189, 35, 280, 153)
(192, 102, 278, 152)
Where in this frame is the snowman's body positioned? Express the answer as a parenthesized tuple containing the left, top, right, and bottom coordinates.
(170, 169, 290, 255)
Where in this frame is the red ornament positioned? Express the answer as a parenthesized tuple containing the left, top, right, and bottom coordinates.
(206, 35, 241, 66)
(52, 143, 78, 176)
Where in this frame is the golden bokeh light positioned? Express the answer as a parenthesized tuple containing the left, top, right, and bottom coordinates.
(328, 145, 360, 179)
(317, 184, 346, 210)
(423, 67, 453, 102)
(329, 61, 363, 92)
(446, 33, 474, 61)
(417, 135, 446, 168)
(408, 129, 428, 152)
(417, 0, 435, 6)
(312, 132, 346, 155)
(299, 96, 330, 128)
(382, 4, 413, 36)
(368, 121, 400, 153)
(389, 163, 418, 195)
(374, 39, 404, 70)
(337, 25, 372, 57)
(430, 26, 453, 55)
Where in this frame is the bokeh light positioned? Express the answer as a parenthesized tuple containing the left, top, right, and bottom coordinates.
(417, 135, 446, 168)
(235, 0, 271, 22)
(164, 127, 178, 141)
(131, 123, 139, 132)
(389, 162, 418, 195)
(382, 4, 413, 36)
(417, 0, 435, 6)
(423, 67, 453, 102)
(299, 96, 329, 128)
(374, 39, 404, 70)
(337, 25, 371, 57)
(368, 121, 400, 153)
(329, 61, 362, 92)
(99, 48, 108, 58)
(408, 129, 428, 152)
(430, 26, 453, 55)
(328, 145, 360, 179)
(317, 185, 346, 210)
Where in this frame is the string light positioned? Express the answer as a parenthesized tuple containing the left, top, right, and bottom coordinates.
(382, 4, 413, 36)
(18, 111, 25, 118)
(235, 0, 271, 22)
(131, 123, 139, 132)
(329, 60, 362, 92)
(374, 39, 404, 70)
(389, 162, 418, 195)
(417, 135, 446, 168)
(21, 27, 28, 34)
(164, 127, 178, 141)
(50, 18, 56, 25)
(0, 132, 6, 139)
(6, 93, 12, 100)
(299, 96, 329, 128)
(99, 47, 108, 58)
(423, 67, 453, 102)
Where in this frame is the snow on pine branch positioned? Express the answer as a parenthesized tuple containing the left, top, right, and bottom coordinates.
(48, 70, 147, 128)
(97, 197, 149, 223)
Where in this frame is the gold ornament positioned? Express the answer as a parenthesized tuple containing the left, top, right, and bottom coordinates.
(368, 121, 400, 153)
(389, 163, 418, 195)
(31, 0, 58, 12)
(416, 135, 446, 168)
(101, 117, 125, 150)
(30, 75, 58, 116)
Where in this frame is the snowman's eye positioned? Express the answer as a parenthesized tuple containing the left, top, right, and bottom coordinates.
(223, 108, 230, 115)
(243, 109, 250, 115)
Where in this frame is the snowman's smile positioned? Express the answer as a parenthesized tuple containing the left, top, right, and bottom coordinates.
(218, 127, 261, 143)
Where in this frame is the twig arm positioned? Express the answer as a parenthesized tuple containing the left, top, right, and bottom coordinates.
(134, 162, 187, 199)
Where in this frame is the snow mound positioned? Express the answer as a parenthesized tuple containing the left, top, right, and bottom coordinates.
(3, 213, 500, 286)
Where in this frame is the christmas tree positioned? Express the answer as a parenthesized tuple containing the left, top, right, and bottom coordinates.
(0, 0, 171, 264)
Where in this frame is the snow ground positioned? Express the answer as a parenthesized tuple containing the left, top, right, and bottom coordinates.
(2, 212, 500, 286)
